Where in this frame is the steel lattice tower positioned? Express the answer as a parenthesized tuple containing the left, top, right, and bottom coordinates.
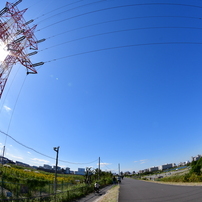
(0, 0, 44, 98)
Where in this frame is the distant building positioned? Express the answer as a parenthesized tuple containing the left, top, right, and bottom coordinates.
(149, 166, 159, 172)
(138, 170, 144, 174)
(191, 155, 201, 162)
(53, 166, 61, 170)
(16, 161, 30, 167)
(0, 156, 9, 164)
(44, 164, 52, 170)
(178, 161, 189, 166)
(64, 167, 70, 174)
(75, 168, 85, 175)
(159, 163, 173, 171)
(124, 171, 131, 175)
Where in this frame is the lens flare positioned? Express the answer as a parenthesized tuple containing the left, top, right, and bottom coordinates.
(0, 42, 9, 62)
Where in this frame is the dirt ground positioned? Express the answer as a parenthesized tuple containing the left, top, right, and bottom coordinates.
(94, 185, 120, 202)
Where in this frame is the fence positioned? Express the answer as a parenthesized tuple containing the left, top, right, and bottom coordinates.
(0, 180, 94, 201)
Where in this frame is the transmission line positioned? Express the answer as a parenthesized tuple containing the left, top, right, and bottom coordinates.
(39, 26, 202, 53)
(45, 15, 202, 41)
(34, 0, 84, 21)
(3, 74, 28, 150)
(36, 0, 110, 24)
(100, 158, 112, 171)
(36, 2, 202, 31)
(43, 41, 202, 64)
(0, 130, 98, 165)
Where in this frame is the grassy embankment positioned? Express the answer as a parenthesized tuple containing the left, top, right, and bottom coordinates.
(157, 158, 202, 184)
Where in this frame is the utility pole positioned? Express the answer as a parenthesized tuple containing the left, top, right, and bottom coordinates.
(118, 163, 120, 175)
(1, 146, 5, 165)
(53, 146, 59, 195)
(98, 157, 100, 180)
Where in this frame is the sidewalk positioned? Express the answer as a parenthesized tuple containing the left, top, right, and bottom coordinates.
(74, 184, 114, 202)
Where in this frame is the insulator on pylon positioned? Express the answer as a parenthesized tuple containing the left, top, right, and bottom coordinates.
(27, 72, 37, 75)
(7, 44, 18, 51)
(24, 19, 34, 26)
(37, 39, 46, 43)
(32, 62, 44, 67)
(13, 36, 26, 43)
(16, 29, 25, 35)
(8, 48, 18, 51)
(0, 7, 8, 16)
(13, 0, 22, 7)
(27, 51, 38, 56)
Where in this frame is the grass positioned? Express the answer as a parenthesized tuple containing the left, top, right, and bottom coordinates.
(95, 185, 120, 202)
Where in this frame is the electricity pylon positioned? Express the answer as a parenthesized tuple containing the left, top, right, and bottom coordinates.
(0, 0, 44, 98)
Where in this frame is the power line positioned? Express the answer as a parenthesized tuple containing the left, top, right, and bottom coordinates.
(0, 65, 21, 115)
(36, 0, 110, 24)
(43, 41, 202, 64)
(0, 130, 98, 165)
(39, 26, 202, 52)
(59, 158, 98, 165)
(34, 0, 84, 21)
(100, 158, 112, 171)
(3, 73, 28, 149)
(36, 2, 202, 31)
(45, 15, 202, 41)
(0, 130, 55, 160)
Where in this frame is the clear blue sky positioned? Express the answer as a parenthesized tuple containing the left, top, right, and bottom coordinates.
(0, 0, 202, 173)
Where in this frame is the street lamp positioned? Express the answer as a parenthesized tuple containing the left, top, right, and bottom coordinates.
(53, 146, 59, 194)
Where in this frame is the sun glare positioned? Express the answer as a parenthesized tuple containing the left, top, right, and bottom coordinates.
(0, 42, 9, 62)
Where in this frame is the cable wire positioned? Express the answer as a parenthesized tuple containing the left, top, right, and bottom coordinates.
(37, 2, 202, 31)
(39, 26, 202, 52)
(43, 41, 202, 64)
(0, 130, 98, 164)
(34, 0, 84, 20)
(100, 159, 112, 171)
(0, 70, 28, 155)
(0, 65, 21, 116)
(45, 15, 202, 41)
(36, 0, 110, 24)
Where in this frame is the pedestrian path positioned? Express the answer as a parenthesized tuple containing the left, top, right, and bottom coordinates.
(75, 184, 113, 202)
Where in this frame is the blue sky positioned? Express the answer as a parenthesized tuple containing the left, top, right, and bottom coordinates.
(0, 0, 202, 173)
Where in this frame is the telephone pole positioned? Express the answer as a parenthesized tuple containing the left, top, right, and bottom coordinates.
(98, 157, 100, 180)
(53, 146, 59, 195)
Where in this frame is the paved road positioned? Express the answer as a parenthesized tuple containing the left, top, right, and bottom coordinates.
(119, 178, 202, 202)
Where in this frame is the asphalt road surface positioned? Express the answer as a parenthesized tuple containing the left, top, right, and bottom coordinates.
(119, 178, 202, 202)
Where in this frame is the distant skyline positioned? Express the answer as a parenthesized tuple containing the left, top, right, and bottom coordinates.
(1, 0, 202, 173)
(0, 133, 198, 173)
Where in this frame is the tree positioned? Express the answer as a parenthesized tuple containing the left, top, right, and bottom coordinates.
(190, 157, 202, 175)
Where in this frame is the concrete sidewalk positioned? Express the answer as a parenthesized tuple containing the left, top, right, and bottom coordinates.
(74, 185, 114, 202)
